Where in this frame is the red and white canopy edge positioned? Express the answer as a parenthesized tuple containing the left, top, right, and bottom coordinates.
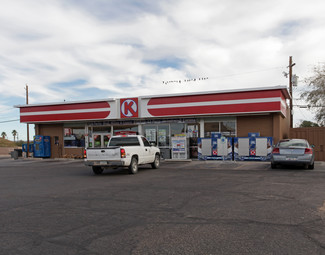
(15, 86, 290, 123)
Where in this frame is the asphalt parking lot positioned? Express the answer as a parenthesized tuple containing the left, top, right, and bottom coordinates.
(0, 158, 324, 255)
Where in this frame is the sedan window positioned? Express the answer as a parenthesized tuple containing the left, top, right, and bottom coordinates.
(278, 140, 308, 148)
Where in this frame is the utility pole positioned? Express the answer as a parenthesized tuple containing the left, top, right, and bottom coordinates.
(288, 56, 295, 128)
(25, 84, 29, 158)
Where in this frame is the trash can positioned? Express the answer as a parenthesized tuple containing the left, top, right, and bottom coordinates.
(11, 149, 22, 160)
(15, 149, 22, 157)
(12, 150, 18, 160)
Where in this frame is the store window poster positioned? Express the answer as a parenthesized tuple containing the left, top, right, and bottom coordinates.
(145, 129, 156, 142)
(158, 129, 166, 143)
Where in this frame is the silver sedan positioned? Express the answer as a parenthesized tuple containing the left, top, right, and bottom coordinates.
(271, 139, 315, 169)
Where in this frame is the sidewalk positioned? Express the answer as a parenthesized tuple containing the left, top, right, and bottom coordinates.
(0, 155, 10, 159)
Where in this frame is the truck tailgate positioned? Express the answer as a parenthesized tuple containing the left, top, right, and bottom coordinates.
(86, 147, 121, 161)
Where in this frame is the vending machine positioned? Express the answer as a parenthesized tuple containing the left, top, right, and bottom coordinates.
(22, 143, 34, 157)
(33, 135, 51, 158)
(171, 136, 188, 159)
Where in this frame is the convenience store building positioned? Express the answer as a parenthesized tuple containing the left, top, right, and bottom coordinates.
(15, 86, 290, 159)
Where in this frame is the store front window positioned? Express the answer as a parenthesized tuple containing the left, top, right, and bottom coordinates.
(144, 123, 184, 160)
(144, 125, 157, 145)
(171, 123, 185, 137)
(64, 128, 85, 147)
(220, 121, 236, 136)
(143, 125, 171, 147)
(158, 125, 169, 147)
(113, 125, 138, 135)
(204, 122, 220, 138)
(204, 120, 236, 137)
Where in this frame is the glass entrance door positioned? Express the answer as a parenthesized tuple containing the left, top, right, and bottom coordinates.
(187, 124, 200, 158)
(91, 133, 111, 148)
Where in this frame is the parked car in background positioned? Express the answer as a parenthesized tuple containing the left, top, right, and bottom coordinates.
(271, 139, 315, 169)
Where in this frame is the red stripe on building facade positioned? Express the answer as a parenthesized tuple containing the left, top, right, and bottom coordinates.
(20, 101, 110, 113)
(148, 102, 281, 117)
(20, 111, 111, 123)
(148, 90, 281, 105)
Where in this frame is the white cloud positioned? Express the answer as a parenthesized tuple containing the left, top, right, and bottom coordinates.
(1, 0, 325, 139)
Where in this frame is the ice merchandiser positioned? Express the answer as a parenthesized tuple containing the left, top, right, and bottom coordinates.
(198, 136, 233, 160)
(171, 136, 188, 159)
(233, 133, 273, 161)
(33, 135, 51, 158)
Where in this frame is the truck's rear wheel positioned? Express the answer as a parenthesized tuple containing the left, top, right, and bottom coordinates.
(151, 154, 160, 169)
(92, 166, 103, 175)
(128, 157, 138, 174)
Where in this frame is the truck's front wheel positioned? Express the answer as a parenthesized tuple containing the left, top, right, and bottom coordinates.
(128, 157, 138, 174)
(92, 166, 103, 175)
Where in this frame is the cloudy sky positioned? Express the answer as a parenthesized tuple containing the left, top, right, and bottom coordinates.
(1, 0, 324, 140)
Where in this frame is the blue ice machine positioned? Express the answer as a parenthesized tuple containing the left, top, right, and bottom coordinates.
(33, 135, 51, 158)
(22, 143, 34, 153)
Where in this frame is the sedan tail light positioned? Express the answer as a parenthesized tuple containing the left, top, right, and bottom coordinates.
(120, 148, 126, 158)
(304, 148, 313, 154)
(272, 148, 280, 154)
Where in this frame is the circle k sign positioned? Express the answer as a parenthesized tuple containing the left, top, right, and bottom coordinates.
(120, 98, 138, 118)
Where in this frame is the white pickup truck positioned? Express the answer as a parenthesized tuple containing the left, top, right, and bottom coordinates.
(84, 135, 160, 175)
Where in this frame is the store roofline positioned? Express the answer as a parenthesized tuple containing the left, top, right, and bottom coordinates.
(14, 98, 116, 108)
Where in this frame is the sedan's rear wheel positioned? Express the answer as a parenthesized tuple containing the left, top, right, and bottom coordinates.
(308, 162, 314, 170)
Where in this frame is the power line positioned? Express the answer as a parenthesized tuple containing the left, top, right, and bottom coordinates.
(161, 66, 286, 84)
(210, 66, 285, 79)
(293, 105, 325, 108)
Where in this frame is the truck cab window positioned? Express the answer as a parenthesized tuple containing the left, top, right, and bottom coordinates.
(109, 137, 140, 146)
(142, 137, 151, 147)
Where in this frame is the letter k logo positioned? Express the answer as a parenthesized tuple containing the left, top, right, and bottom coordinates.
(121, 99, 138, 118)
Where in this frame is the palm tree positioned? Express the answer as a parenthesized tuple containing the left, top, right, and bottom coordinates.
(12, 130, 17, 142)
(1, 132, 7, 139)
